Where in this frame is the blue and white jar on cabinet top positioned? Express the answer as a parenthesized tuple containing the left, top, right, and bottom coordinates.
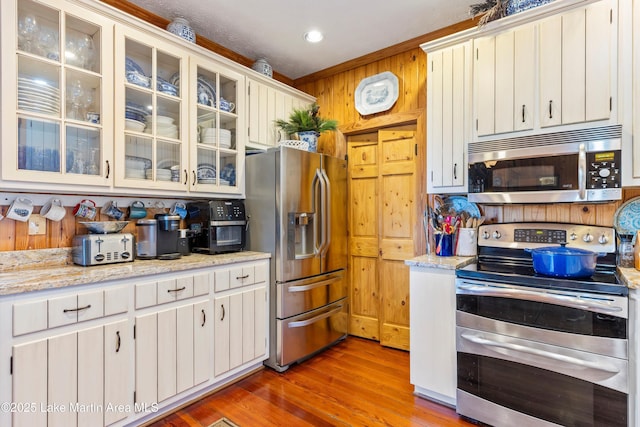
(167, 17, 195, 43)
(506, 0, 553, 16)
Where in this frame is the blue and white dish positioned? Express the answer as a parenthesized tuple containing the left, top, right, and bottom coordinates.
(354, 71, 399, 115)
(220, 163, 236, 186)
(614, 196, 640, 235)
(126, 71, 151, 88)
(125, 57, 146, 76)
(441, 195, 481, 218)
(197, 163, 216, 180)
(506, 0, 553, 16)
(157, 77, 178, 96)
(197, 76, 216, 106)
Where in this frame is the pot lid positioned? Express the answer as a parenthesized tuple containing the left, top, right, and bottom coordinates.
(528, 243, 596, 256)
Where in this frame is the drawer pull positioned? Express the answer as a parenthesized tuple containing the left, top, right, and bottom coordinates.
(220, 304, 225, 321)
(116, 331, 121, 353)
(201, 309, 206, 327)
(236, 274, 250, 280)
(63, 304, 91, 313)
(167, 286, 186, 293)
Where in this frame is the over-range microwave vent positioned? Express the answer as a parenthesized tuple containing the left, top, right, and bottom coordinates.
(468, 124, 622, 155)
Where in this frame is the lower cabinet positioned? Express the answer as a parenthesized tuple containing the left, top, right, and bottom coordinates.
(408, 265, 457, 407)
(2, 256, 270, 427)
(12, 320, 130, 427)
(135, 300, 212, 406)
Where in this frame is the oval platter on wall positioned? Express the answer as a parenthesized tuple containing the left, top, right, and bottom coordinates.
(354, 71, 399, 115)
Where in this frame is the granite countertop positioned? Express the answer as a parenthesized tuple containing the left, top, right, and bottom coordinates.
(0, 248, 270, 296)
(405, 254, 476, 270)
(617, 267, 640, 290)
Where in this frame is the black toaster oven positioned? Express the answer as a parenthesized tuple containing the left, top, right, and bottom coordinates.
(186, 200, 246, 254)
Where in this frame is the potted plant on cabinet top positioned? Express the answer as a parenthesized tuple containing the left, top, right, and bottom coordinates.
(274, 102, 338, 152)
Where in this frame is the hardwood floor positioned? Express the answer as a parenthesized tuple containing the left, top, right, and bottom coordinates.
(148, 336, 476, 427)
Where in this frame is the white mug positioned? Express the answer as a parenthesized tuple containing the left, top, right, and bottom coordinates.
(41, 198, 66, 222)
(6, 197, 34, 222)
(456, 228, 478, 256)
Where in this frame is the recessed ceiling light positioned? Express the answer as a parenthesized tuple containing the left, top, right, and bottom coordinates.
(304, 30, 323, 43)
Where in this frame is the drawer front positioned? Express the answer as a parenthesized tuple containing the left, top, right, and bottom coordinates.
(104, 285, 129, 316)
(77, 290, 104, 322)
(157, 278, 178, 304)
(13, 299, 48, 336)
(175, 276, 195, 300)
(48, 294, 80, 328)
(254, 262, 268, 284)
(214, 269, 230, 292)
(135, 281, 158, 309)
(277, 298, 348, 367)
(277, 271, 347, 318)
(193, 272, 210, 296)
(230, 266, 255, 288)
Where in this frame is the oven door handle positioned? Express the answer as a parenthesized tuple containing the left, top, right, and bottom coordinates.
(457, 283, 623, 313)
(460, 333, 620, 373)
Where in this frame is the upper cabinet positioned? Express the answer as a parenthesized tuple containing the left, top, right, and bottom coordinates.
(0, 0, 314, 197)
(426, 41, 471, 193)
(247, 78, 314, 149)
(473, 0, 617, 140)
(1, 0, 114, 188)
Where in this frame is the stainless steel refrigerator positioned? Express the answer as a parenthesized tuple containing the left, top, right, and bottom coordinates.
(245, 146, 348, 372)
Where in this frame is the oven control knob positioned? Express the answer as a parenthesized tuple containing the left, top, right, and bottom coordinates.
(583, 233, 593, 243)
(482, 230, 490, 240)
(569, 232, 577, 241)
(598, 234, 609, 244)
(492, 231, 501, 239)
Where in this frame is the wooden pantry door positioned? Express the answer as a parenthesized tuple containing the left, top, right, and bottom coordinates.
(347, 129, 416, 350)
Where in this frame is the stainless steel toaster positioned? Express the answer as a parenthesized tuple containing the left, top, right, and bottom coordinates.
(72, 233, 135, 266)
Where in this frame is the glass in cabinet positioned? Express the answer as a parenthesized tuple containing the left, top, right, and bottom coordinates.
(114, 25, 188, 190)
(2, 0, 113, 186)
(189, 56, 244, 194)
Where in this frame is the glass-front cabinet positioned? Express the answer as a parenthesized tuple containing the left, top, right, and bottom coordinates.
(189, 55, 244, 194)
(114, 25, 188, 191)
(1, 0, 113, 186)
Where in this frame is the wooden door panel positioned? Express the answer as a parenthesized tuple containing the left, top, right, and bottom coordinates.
(349, 237, 379, 257)
(349, 253, 380, 340)
(381, 174, 415, 240)
(349, 143, 378, 178)
(380, 240, 415, 261)
(350, 177, 377, 238)
(379, 260, 410, 350)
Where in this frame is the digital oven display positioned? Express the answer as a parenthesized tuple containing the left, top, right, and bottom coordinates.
(514, 228, 566, 244)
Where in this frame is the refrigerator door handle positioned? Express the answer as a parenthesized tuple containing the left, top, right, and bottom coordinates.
(312, 168, 323, 256)
(316, 168, 328, 255)
(287, 304, 344, 328)
(320, 168, 331, 256)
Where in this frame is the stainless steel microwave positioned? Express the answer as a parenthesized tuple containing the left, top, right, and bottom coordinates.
(468, 125, 622, 204)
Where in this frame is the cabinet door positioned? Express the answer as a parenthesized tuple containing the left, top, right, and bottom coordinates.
(114, 24, 188, 191)
(247, 79, 276, 147)
(104, 320, 130, 426)
(229, 292, 243, 370)
(176, 304, 194, 394)
(539, 15, 563, 127)
(157, 307, 177, 402)
(513, 24, 535, 132)
(77, 326, 104, 427)
(254, 286, 267, 360)
(135, 312, 157, 408)
(494, 31, 515, 135)
(193, 300, 212, 385)
(242, 289, 255, 364)
(189, 55, 245, 195)
(12, 340, 47, 427)
(48, 331, 77, 427)
(474, 36, 496, 136)
(584, 0, 614, 122)
(1, 0, 114, 187)
(213, 295, 230, 376)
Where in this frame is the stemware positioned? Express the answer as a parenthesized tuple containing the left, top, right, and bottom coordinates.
(67, 79, 85, 120)
(18, 14, 39, 53)
(77, 34, 95, 70)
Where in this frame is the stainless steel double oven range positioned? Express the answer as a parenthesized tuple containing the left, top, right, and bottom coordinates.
(455, 223, 628, 426)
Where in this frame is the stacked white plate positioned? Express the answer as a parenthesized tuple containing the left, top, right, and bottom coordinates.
(126, 168, 146, 179)
(145, 168, 172, 181)
(18, 76, 61, 115)
(200, 128, 231, 148)
(145, 115, 178, 139)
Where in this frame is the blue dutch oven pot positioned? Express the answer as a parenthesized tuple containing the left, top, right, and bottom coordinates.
(525, 243, 606, 278)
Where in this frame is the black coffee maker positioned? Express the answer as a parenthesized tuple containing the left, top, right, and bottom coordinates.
(155, 213, 182, 259)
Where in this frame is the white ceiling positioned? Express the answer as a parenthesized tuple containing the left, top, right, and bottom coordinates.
(126, 0, 474, 79)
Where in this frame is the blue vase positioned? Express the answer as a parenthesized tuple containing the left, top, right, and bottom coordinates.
(167, 18, 195, 43)
(297, 131, 318, 152)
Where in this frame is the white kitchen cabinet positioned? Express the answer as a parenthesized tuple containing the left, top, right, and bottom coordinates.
(0, 0, 114, 190)
(213, 260, 268, 377)
(247, 77, 314, 149)
(12, 320, 130, 427)
(408, 265, 457, 406)
(474, 23, 535, 136)
(425, 41, 471, 193)
(539, 0, 615, 128)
